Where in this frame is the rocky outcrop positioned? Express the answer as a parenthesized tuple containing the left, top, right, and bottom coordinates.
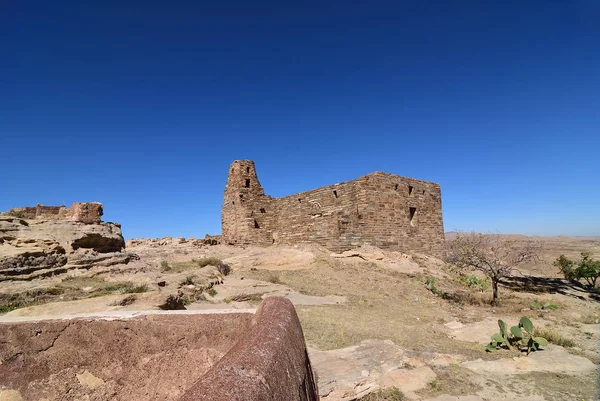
(0, 203, 128, 280)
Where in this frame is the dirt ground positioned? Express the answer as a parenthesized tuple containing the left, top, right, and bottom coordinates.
(1, 235, 599, 401)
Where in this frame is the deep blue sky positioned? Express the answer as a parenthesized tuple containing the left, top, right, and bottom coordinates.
(1, 1, 599, 239)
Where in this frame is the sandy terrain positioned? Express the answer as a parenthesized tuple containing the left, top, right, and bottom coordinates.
(1, 235, 599, 400)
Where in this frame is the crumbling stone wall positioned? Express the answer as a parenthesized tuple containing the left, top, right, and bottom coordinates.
(2, 202, 102, 223)
(66, 202, 103, 223)
(221, 160, 445, 257)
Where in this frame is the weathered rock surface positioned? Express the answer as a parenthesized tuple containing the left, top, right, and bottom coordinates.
(0, 203, 127, 280)
(0, 311, 254, 401)
(460, 345, 596, 375)
(309, 339, 462, 400)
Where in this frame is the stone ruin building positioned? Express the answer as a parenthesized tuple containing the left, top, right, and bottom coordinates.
(222, 160, 445, 257)
(2, 202, 105, 224)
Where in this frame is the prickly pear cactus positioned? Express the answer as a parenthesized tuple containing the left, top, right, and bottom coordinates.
(486, 317, 548, 355)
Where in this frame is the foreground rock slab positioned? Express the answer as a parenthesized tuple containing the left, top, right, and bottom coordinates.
(0, 297, 318, 401)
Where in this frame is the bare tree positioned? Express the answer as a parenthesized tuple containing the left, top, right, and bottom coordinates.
(446, 232, 541, 304)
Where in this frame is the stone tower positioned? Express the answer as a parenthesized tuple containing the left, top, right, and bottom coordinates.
(221, 160, 270, 245)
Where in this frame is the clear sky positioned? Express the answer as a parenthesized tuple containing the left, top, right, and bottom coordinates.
(1, 1, 599, 239)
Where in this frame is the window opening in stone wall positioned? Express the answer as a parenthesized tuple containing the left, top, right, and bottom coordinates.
(408, 186, 414, 196)
(239, 194, 243, 199)
(245, 179, 250, 188)
(394, 184, 398, 191)
(246, 167, 250, 173)
(298, 198, 302, 203)
(409, 207, 417, 226)
(422, 190, 425, 195)
(232, 201, 235, 205)
(254, 219, 260, 228)
(260, 208, 266, 213)
(333, 190, 338, 198)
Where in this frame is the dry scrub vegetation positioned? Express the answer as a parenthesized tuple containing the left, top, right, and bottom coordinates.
(241, 239, 600, 364)
(0, 277, 149, 313)
(246, 258, 487, 356)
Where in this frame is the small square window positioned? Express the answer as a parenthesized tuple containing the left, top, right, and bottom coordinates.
(245, 179, 250, 188)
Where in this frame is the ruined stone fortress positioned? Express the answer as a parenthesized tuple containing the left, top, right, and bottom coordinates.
(222, 160, 445, 257)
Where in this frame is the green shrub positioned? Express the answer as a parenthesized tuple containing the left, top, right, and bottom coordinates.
(425, 277, 447, 298)
(459, 274, 490, 292)
(160, 260, 170, 271)
(554, 253, 600, 288)
(207, 288, 217, 297)
(0, 301, 25, 314)
(530, 300, 558, 310)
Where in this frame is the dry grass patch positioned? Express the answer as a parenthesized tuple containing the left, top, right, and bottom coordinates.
(193, 257, 223, 267)
(357, 387, 404, 400)
(416, 365, 482, 398)
(444, 289, 490, 306)
(0, 287, 64, 313)
(110, 294, 137, 306)
(227, 293, 263, 302)
(535, 327, 576, 348)
(0, 277, 151, 314)
(160, 257, 223, 273)
(513, 371, 598, 401)
(245, 259, 492, 357)
(579, 314, 600, 324)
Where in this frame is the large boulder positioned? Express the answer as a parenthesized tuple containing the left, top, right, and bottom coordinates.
(0, 203, 127, 280)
